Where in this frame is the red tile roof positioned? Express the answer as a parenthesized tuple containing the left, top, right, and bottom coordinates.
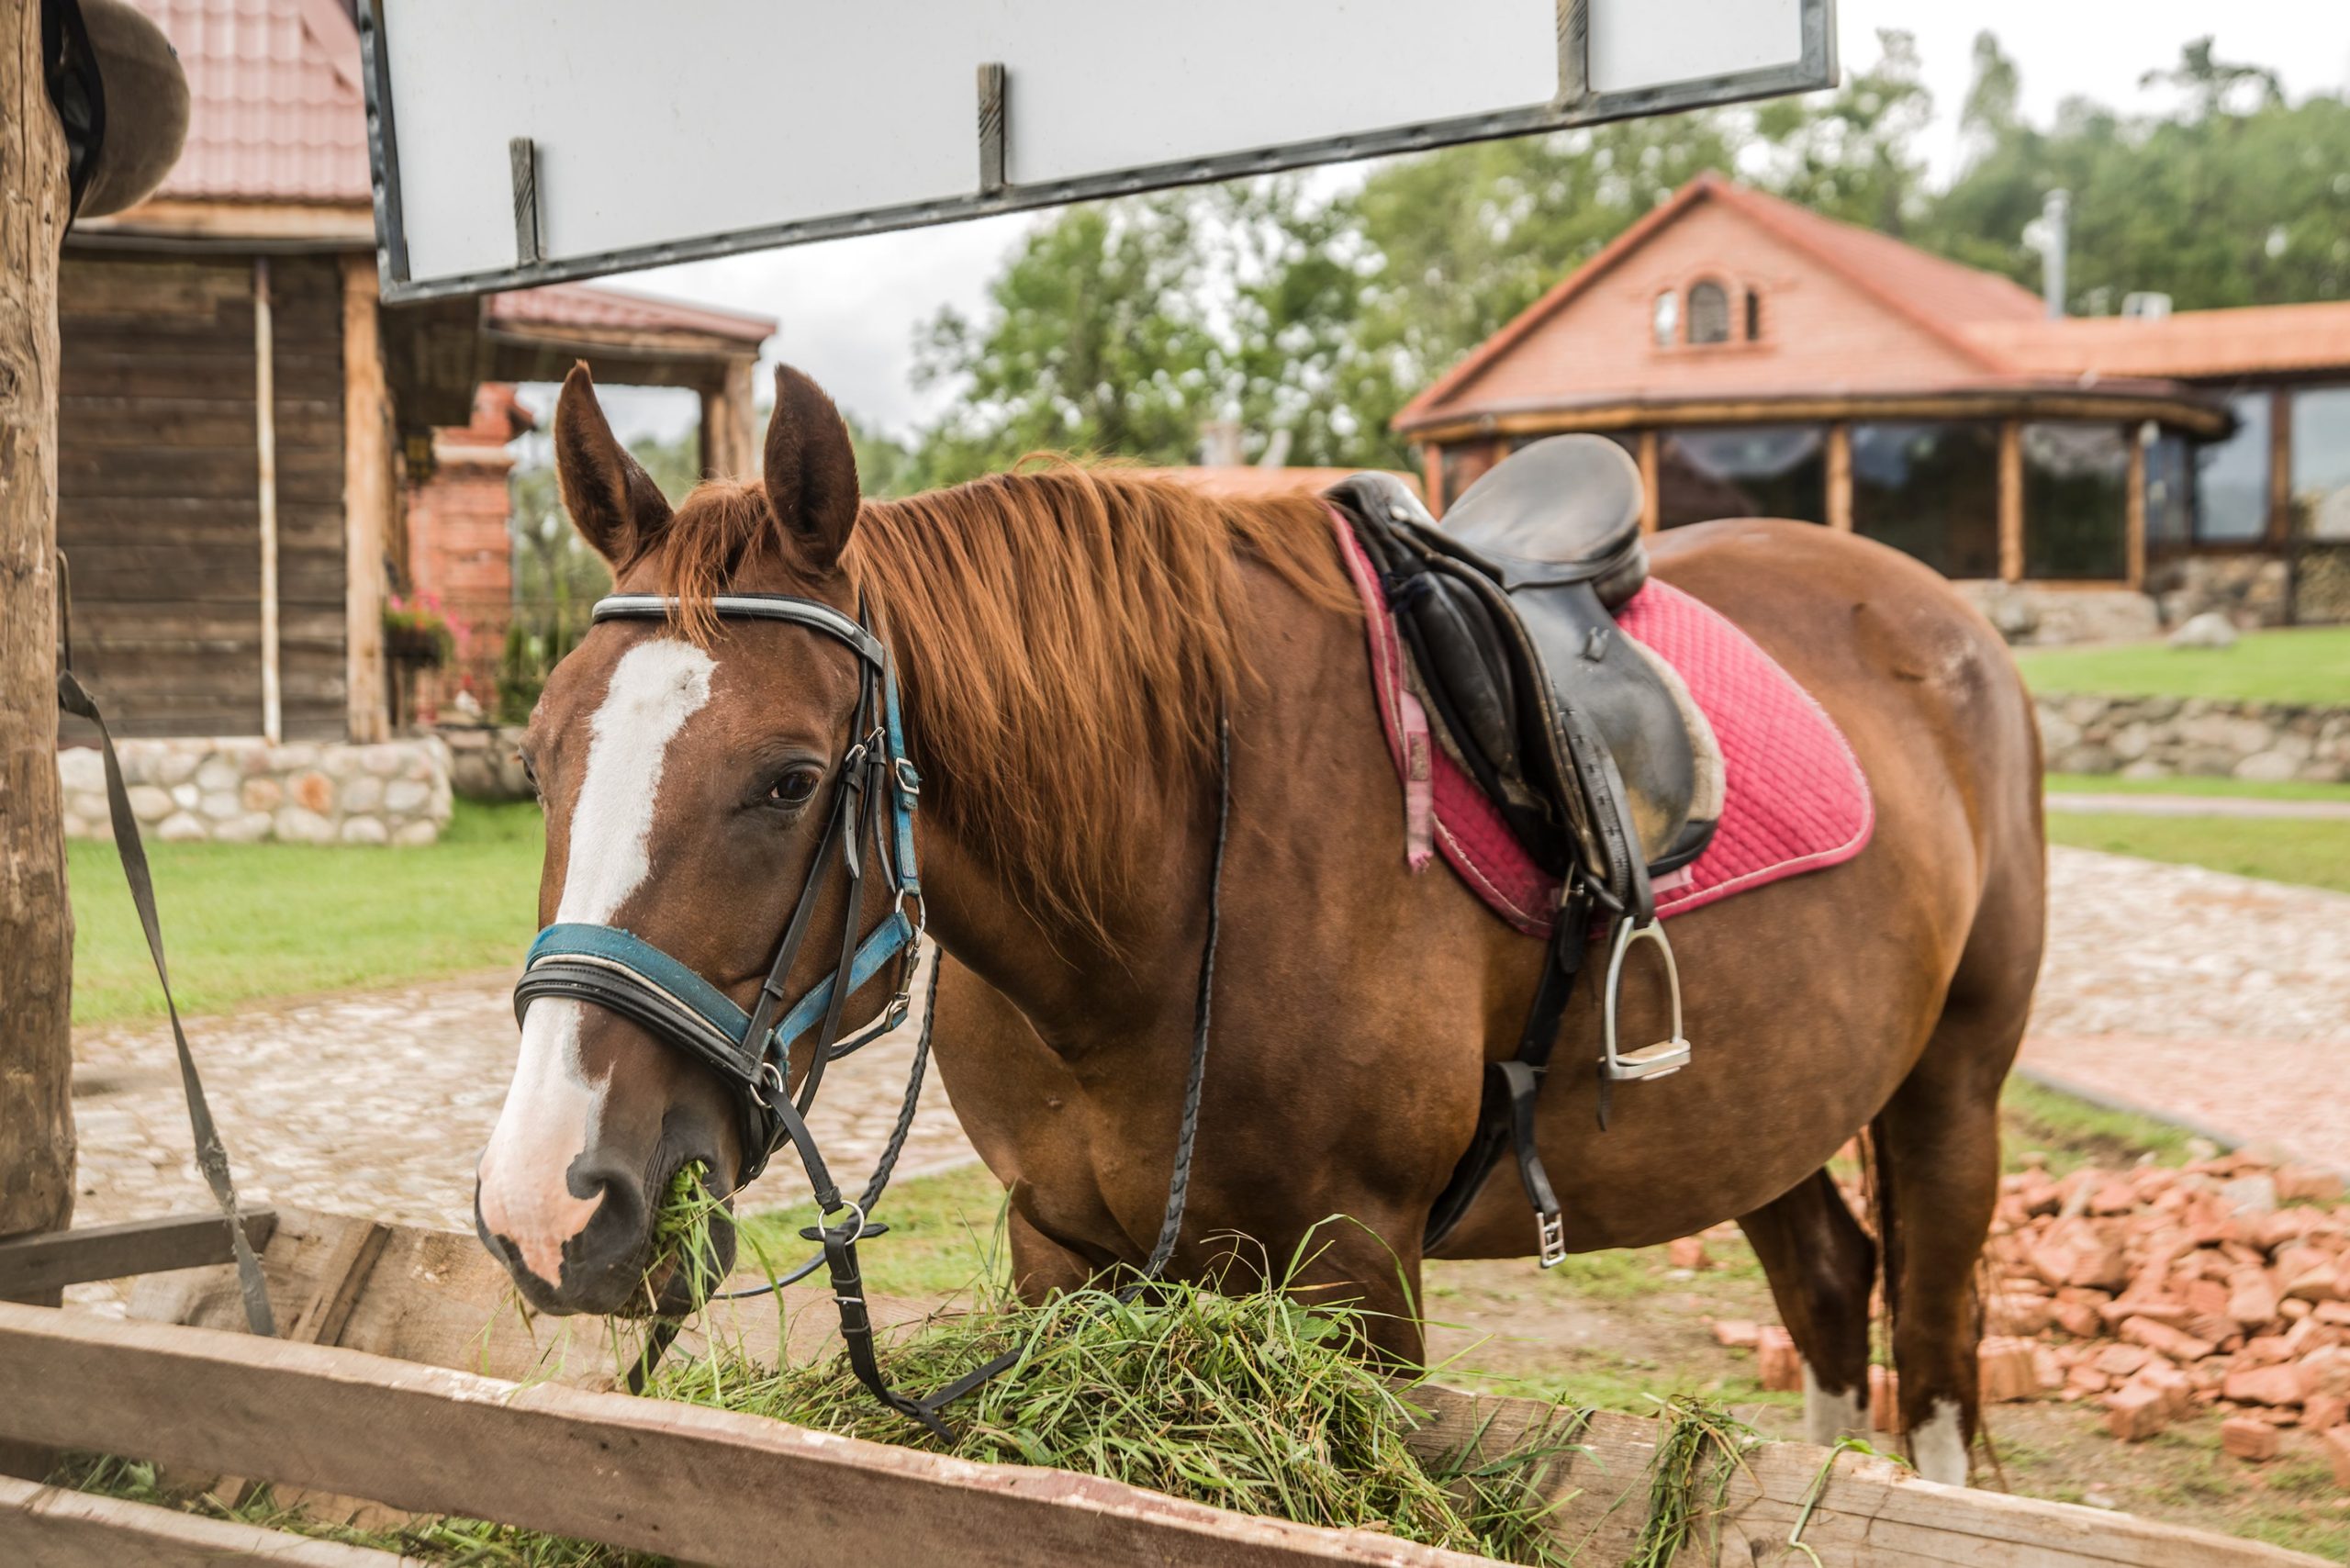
(134, 0, 371, 204)
(484, 284, 775, 347)
(1965, 303, 2350, 381)
(1397, 173, 2048, 431)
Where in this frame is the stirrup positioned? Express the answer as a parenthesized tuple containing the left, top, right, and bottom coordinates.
(1601, 917, 1690, 1081)
(1536, 1208, 1568, 1269)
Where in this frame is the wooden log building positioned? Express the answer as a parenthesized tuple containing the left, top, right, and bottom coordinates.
(59, 0, 772, 746)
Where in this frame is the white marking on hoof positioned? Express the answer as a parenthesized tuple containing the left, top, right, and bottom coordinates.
(1910, 1398, 1968, 1485)
(1802, 1361, 1868, 1447)
(479, 639, 717, 1284)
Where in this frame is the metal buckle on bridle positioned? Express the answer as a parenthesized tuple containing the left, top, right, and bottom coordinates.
(1600, 916, 1691, 1081)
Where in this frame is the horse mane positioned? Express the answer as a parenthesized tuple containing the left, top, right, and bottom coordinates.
(655, 464, 1358, 942)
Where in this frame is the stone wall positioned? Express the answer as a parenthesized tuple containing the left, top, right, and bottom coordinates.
(436, 722, 533, 801)
(2145, 552, 2292, 629)
(2036, 694, 2350, 782)
(59, 737, 454, 846)
(1955, 581, 2162, 646)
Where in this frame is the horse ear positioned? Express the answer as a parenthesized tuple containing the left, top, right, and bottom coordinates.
(761, 364, 861, 574)
(554, 363, 674, 566)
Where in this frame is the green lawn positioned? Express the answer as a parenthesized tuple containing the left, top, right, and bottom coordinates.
(68, 801, 545, 1027)
(2046, 810, 2350, 894)
(2044, 771, 2350, 802)
(2014, 624, 2350, 705)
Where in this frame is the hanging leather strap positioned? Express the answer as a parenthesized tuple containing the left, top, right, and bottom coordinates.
(55, 556, 274, 1337)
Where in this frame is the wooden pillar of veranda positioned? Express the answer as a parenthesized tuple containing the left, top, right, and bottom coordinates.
(341, 256, 392, 744)
(698, 355, 759, 480)
(0, 0, 76, 1290)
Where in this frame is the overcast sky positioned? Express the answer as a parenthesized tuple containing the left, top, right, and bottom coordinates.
(554, 2, 2350, 446)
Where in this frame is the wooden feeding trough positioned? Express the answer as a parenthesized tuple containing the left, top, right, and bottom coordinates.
(0, 1208, 2330, 1567)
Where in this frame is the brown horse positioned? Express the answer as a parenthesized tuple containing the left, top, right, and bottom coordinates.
(476, 363, 2043, 1485)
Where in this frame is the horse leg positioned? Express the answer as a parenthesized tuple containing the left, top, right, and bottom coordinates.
(1873, 1007, 2020, 1484)
(1006, 1203, 1097, 1300)
(1738, 1169, 1875, 1445)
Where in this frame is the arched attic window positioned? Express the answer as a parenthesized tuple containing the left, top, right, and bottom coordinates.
(1651, 289, 1679, 347)
(1745, 286, 1762, 341)
(1686, 279, 1731, 345)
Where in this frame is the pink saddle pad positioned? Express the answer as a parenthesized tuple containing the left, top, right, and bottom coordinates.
(1331, 513, 1874, 938)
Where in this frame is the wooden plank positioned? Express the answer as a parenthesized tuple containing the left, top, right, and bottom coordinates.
(0, 1211, 274, 1300)
(1998, 418, 2025, 583)
(1402, 1388, 2324, 1568)
(1637, 429, 1660, 533)
(0, 1302, 1494, 1568)
(0, 1474, 403, 1566)
(1405, 391, 2235, 446)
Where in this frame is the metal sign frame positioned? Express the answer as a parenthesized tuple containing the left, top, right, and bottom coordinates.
(360, 0, 1834, 305)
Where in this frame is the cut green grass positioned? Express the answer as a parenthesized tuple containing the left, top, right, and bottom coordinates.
(2013, 624, 2350, 706)
(2044, 771, 2350, 802)
(2045, 810, 2350, 894)
(68, 799, 543, 1025)
(646, 1266, 1584, 1565)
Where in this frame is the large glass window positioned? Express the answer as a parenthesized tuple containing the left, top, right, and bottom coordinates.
(2144, 430, 2193, 551)
(2023, 423, 2131, 580)
(1849, 421, 2001, 578)
(2291, 384, 2350, 540)
(2193, 391, 2271, 543)
(1658, 425, 1827, 528)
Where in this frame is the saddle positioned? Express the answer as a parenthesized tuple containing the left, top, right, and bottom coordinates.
(1326, 436, 1725, 1264)
(1330, 437, 1721, 906)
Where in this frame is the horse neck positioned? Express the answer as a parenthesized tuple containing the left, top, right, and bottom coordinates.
(910, 775, 1210, 1053)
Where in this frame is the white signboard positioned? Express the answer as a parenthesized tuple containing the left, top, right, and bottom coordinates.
(363, 0, 1833, 303)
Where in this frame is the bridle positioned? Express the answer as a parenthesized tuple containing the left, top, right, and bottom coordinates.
(513, 591, 924, 1190)
(509, 589, 1229, 1437)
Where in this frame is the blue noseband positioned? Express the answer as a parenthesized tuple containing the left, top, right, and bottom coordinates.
(510, 592, 924, 1182)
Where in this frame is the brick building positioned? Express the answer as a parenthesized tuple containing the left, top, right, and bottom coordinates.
(1396, 173, 2350, 640)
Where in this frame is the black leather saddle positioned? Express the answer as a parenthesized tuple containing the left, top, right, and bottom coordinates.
(1328, 436, 1725, 1265)
(1329, 436, 1719, 906)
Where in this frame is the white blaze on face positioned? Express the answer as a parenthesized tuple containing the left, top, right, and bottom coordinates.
(477, 640, 717, 1285)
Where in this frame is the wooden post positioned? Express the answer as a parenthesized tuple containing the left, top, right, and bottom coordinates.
(699, 356, 758, 479)
(1998, 419, 2025, 583)
(1825, 422, 1852, 532)
(1636, 430, 1660, 533)
(0, 0, 76, 1278)
(2125, 423, 2148, 590)
(2269, 387, 2294, 546)
(253, 257, 282, 744)
(1421, 442, 1443, 515)
(341, 255, 391, 744)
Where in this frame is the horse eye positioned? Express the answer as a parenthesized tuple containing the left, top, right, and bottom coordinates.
(768, 767, 822, 808)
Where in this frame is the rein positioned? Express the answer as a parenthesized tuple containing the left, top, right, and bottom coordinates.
(512, 592, 1229, 1435)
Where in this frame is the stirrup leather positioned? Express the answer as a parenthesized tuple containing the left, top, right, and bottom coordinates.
(1601, 917, 1690, 1081)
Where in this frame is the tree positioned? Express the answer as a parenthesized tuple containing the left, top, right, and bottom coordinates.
(1744, 29, 1932, 234)
(1928, 39, 2350, 311)
(909, 195, 1223, 485)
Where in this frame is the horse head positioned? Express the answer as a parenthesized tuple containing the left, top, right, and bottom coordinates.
(475, 362, 902, 1316)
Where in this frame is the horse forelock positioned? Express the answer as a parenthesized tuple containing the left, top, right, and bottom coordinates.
(649, 464, 1357, 944)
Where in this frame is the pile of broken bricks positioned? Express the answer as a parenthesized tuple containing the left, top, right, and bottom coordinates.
(1708, 1150, 2350, 1484)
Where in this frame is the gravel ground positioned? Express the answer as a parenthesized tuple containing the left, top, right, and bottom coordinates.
(63, 846, 2350, 1288)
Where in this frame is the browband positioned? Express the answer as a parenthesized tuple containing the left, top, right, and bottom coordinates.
(592, 593, 886, 668)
